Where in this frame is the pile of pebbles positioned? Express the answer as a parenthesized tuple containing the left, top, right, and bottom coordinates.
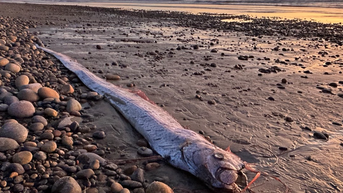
(0, 17, 173, 193)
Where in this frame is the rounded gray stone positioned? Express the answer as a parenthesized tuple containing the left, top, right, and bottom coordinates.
(66, 98, 82, 113)
(32, 115, 48, 126)
(19, 83, 42, 93)
(0, 137, 19, 151)
(8, 100, 35, 118)
(15, 75, 30, 88)
(17, 89, 39, 102)
(4, 95, 19, 105)
(51, 176, 82, 193)
(0, 122, 28, 143)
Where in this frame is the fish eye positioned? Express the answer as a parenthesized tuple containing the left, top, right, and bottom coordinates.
(215, 168, 238, 185)
(213, 152, 224, 160)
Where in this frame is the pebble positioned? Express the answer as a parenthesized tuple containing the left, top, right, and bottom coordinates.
(38, 87, 60, 99)
(120, 180, 142, 189)
(0, 103, 8, 111)
(105, 74, 121, 80)
(76, 169, 95, 179)
(0, 121, 28, 143)
(66, 98, 82, 112)
(313, 131, 329, 140)
(145, 162, 160, 171)
(111, 182, 124, 193)
(77, 153, 106, 165)
(15, 75, 30, 88)
(34, 151, 47, 161)
(89, 159, 100, 170)
(0, 58, 9, 66)
(137, 147, 153, 157)
(29, 122, 45, 132)
(0, 137, 19, 151)
(5, 63, 21, 73)
(4, 95, 19, 105)
(131, 168, 144, 183)
(146, 181, 174, 193)
(92, 130, 106, 139)
(8, 163, 25, 174)
(17, 88, 40, 102)
(40, 131, 54, 140)
(120, 188, 130, 193)
(44, 108, 58, 117)
(51, 176, 82, 193)
(19, 83, 42, 93)
(12, 151, 33, 165)
(40, 141, 57, 153)
(60, 84, 74, 94)
(32, 115, 48, 126)
(8, 100, 35, 118)
(61, 135, 73, 149)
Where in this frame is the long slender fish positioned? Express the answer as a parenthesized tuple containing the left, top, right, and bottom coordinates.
(38, 46, 246, 193)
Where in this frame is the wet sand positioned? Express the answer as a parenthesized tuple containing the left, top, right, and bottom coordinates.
(1, 2, 343, 193)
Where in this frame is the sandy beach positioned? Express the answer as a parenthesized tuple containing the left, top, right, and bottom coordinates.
(1, 2, 343, 193)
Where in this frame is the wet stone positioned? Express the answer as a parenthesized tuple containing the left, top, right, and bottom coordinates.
(92, 131, 106, 139)
(313, 131, 329, 140)
(137, 147, 153, 157)
(145, 162, 160, 171)
(131, 168, 144, 183)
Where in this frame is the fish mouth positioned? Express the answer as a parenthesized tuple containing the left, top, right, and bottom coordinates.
(215, 167, 238, 185)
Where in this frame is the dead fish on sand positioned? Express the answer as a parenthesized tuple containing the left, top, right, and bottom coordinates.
(37, 46, 287, 193)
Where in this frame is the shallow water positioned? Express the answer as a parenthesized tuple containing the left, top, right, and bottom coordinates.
(2, 0, 343, 24)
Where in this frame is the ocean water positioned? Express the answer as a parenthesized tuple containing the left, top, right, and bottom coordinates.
(1, 0, 343, 23)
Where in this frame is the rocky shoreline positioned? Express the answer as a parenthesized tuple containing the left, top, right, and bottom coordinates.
(0, 16, 176, 193)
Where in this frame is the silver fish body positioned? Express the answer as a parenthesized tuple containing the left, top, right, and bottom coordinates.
(38, 46, 245, 192)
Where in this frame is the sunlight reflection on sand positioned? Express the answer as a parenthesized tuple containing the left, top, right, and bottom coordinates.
(29, 2, 343, 24)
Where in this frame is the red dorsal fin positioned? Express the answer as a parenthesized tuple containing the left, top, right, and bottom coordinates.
(130, 90, 155, 105)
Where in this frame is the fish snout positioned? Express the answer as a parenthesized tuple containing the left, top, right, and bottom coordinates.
(215, 167, 238, 185)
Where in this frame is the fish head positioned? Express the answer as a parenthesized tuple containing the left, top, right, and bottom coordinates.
(189, 147, 245, 192)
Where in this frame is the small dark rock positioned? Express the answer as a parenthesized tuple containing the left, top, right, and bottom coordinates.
(313, 131, 329, 140)
(93, 131, 106, 139)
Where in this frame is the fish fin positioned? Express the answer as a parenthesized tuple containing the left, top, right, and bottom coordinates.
(241, 171, 261, 193)
(130, 90, 155, 105)
(225, 146, 231, 152)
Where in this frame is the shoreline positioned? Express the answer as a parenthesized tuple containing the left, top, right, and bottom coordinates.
(1, 2, 343, 192)
(2, 1, 343, 24)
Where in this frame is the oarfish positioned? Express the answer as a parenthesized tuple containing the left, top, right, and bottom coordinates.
(37, 46, 246, 192)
